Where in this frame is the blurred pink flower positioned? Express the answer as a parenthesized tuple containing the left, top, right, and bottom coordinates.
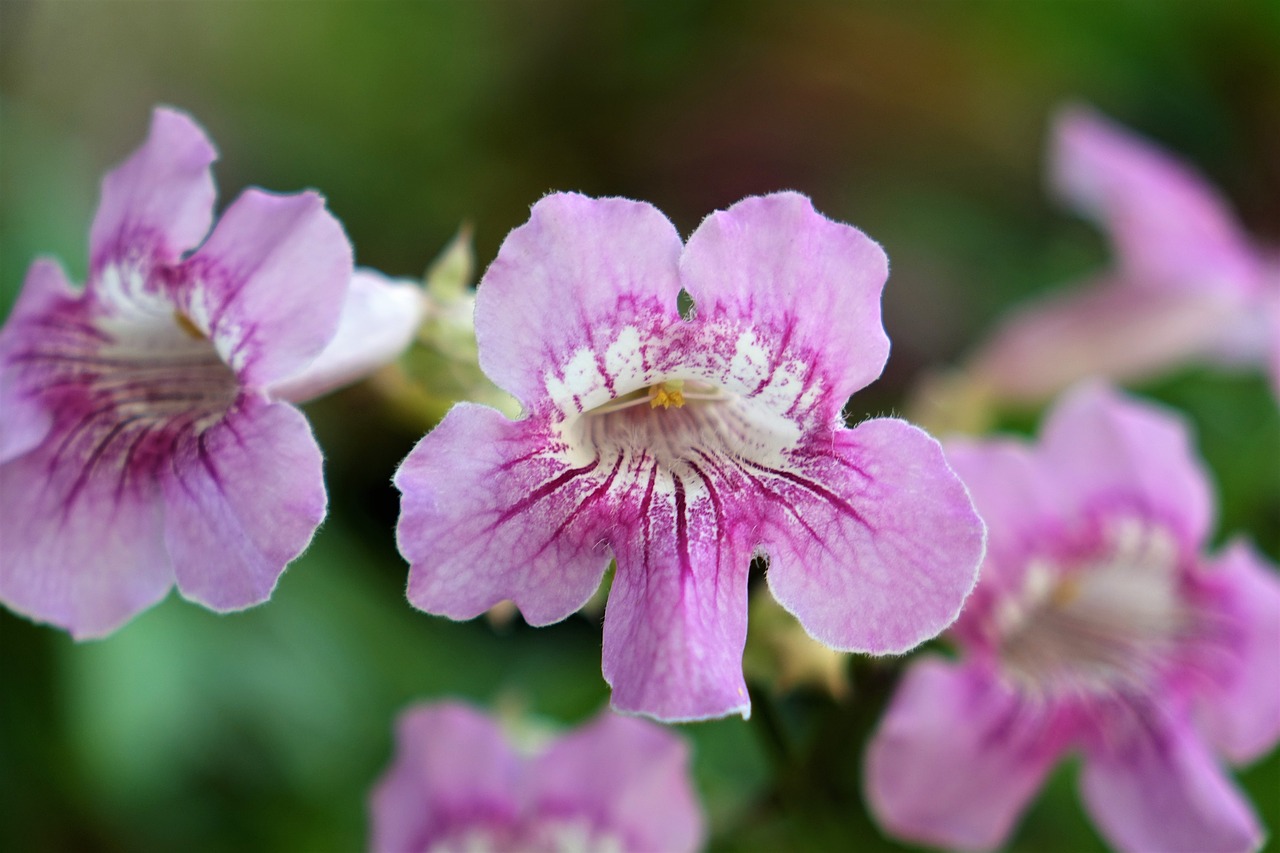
(0, 107, 423, 638)
(368, 702, 704, 853)
(866, 384, 1280, 852)
(395, 192, 984, 721)
(971, 106, 1280, 403)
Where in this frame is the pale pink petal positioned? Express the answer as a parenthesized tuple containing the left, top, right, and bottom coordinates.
(368, 702, 522, 853)
(474, 193, 684, 409)
(763, 419, 984, 654)
(601, 467, 756, 721)
(268, 269, 425, 403)
(969, 278, 1241, 404)
(0, 440, 170, 639)
(89, 107, 217, 270)
(865, 658, 1066, 852)
(531, 712, 704, 853)
(1080, 713, 1262, 853)
(0, 259, 81, 462)
(1051, 106, 1262, 298)
(1193, 539, 1280, 765)
(1039, 383, 1214, 550)
(397, 404, 612, 625)
(161, 398, 325, 611)
(679, 191, 890, 415)
(184, 189, 353, 389)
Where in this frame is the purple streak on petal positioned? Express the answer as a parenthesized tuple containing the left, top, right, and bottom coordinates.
(1051, 106, 1263, 299)
(1080, 710, 1262, 853)
(368, 702, 522, 853)
(679, 191, 890, 415)
(1040, 383, 1213, 551)
(0, 259, 84, 461)
(267, 268, 425, 403)
(601, 466, 754, 721)
(474, 193, 684, 407)
(0, 439, 170, 639)
(396, 404, 612, 625)
(1192, 539, 1280, 765)
(185, 189, 353, 388)
(764, 419, 984, 654)
(531, 712, 705, 853)
(161, 398, 325, 611)
(970, 278, 1242, 404)
(89, 107, 217, 270)
(865, 659, 1066, 852)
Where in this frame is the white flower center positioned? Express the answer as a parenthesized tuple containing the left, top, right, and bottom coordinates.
(995, 518, 1188, 699)
(427, 817, 624, 853)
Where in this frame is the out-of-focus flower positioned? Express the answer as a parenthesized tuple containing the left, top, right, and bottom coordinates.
(368, 701, 704, 853)
(965, 106, 1279, 410)
(396, 191, 984, 721)
(866, 384, 1280, 853)
(0, 107, 422, 638)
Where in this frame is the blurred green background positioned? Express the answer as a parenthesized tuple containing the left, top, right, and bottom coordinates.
(2, 1, 1278, 851)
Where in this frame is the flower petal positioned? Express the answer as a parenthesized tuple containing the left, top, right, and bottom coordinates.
(1192, 539, 1280, 765)
(0, 438, 170, 639)
(531, 712, 704, 853)
(0, 259, 81, 462)
(474, 193, 684, 409)
(369, 702, 522, 853)
(679, 191, 890, 416)
(969, 278, 1241, 404)
(601, 466, 755, 721)
(1039, 383, 1213, 550)
(184, 189, 354, 389)
(267, 268, 426, 403)
(1051, 106, 1262, 297)
(161, 398, 325, 611)
(864, 658, 1065, 852)
(89, 107, 217, 270)
(763, 418, 984, 654)
(1079, 712, 1262, 853)
(397, 403, 612, 625)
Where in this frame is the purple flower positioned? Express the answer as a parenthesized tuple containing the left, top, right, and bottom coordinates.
(865, 384, 1280, 852)
(0, 108, 424, 639)
(368, 702, 704, 853)
(971, 106, 1280, 403)
(395, 192, 985, 721)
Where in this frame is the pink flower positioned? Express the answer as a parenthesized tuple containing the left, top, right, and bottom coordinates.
(368, 702, 704, 853)
(971, 106, 1280, 403)
(395, 192, 985, 721)
(865, 384, 1280, 852)
(0, 108, 423, 638)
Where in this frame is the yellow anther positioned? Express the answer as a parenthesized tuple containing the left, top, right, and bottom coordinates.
(648, 380, 686, 410)
(174, 311, 206, 340)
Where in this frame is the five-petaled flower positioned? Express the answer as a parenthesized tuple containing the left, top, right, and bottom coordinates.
(0, 107, 424, 639)
(970, 106, 1280, 405)
(865, 384, 1280, 853)
(395, 191, 985, 721)
(368, 701, 704, 853)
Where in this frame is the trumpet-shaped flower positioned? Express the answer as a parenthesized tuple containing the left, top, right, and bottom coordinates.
(970, 106, 1280, 403)
(0, 108, 424, 638)
(368, 702, 704, 853)
(395, 192, 985, 721)
(866, 384, 1280, 853)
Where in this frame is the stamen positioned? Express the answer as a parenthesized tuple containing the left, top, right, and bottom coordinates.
(648, 380, 686, 410)
(174, 311, 206, 340)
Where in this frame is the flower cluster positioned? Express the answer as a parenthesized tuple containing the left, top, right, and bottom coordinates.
(3, 105, 1278, 852)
